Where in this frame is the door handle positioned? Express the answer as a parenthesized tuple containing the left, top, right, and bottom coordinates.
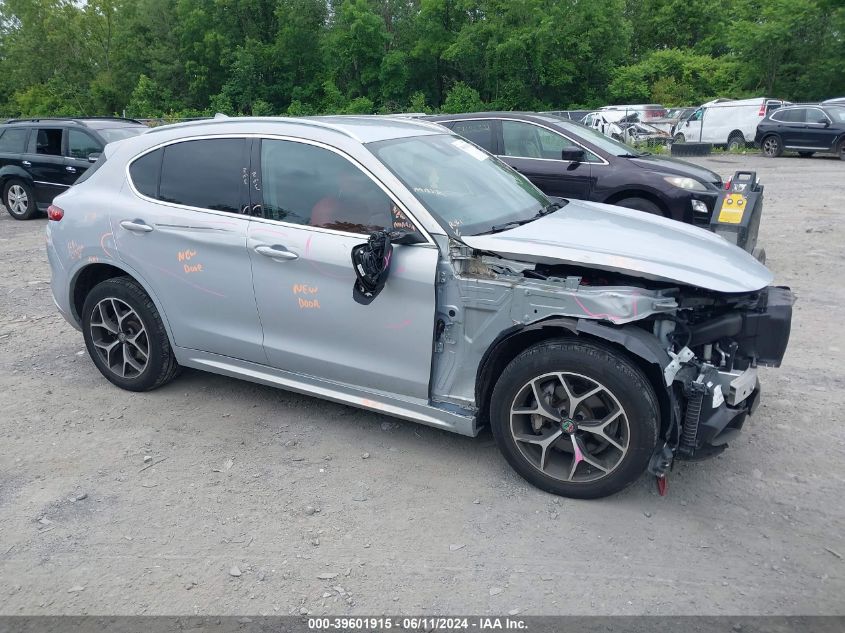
(254, 244, 298, 261)
(65, 166, 77, 173)
(22, 160, 31, 167)
(120, 220, 154, 233)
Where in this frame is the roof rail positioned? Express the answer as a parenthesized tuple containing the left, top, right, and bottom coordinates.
(144, 116, 357, 140)
(3, 116, 144, 125)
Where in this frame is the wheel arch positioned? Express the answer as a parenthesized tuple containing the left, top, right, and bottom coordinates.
(0, 166, 35, 191)
(728, 129, 745, 141)
(602, 189, 669, 217)
(70, 261, 177, 351)
(475, 318, 673, 436)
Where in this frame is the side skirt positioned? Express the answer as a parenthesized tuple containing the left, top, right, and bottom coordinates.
(176, 347, 479, 437)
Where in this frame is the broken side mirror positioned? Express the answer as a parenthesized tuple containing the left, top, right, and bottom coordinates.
(351, 230, 394, 305)
(561, 147, 585, 162)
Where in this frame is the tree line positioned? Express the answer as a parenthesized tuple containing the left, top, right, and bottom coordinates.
(0, 0, 843, 120)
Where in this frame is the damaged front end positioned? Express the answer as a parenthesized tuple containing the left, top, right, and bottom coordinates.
(430, 240, 794, 481)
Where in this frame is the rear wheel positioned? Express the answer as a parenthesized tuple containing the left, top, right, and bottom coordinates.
(838, 140, 845, 161)
(3, 179, 38, 220)
(761, 135, 783, 158)
(727, 132, 745, 151)
(489, 340, 659, 499)
(613, 197, 662, 216)
(82, 276, 179, 392)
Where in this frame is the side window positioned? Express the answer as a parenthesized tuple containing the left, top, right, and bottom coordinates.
(450, 120, 495, 153)
(260, 139, 402, 235)
(502, 120, 543, 158)
(158, 139, 243, 213)
(781, 109, 806, 123)
(0, 128, 29, 153)
(129, 148, 163, 198)
(534, 127, 601, 162)
(806, 108, 829, 124)
(68, 130, 103, 159)
(28, 128, 63, 155)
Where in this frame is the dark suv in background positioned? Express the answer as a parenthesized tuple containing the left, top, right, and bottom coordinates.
(755, 104, 845, 159)
(427, 112, 724, 226)
(0, 117, 148, 219)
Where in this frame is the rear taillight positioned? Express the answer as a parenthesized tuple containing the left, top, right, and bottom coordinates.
(725, 180, 732, 190)
(47, 205, 64, 221)
(758, 103, 766, 116)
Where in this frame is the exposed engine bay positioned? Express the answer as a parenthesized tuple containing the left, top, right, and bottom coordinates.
(430, 242, 794, 480)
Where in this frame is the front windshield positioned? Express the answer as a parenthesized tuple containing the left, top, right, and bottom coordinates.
(98, 127, 148, 142)
(556, 120, 643, 156)
(827, 106, 845, 123)
(368, 134, 550, 236)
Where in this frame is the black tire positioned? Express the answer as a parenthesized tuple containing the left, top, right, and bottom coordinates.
(3, 179, 38, 220)
(613, 197, 663, 216)
(798, 152, 815, 158)
(727, 132, 745, 151)
(838, 140, 845, 161)
(760, 135, 783, 158)
(673, 133, 686, 143)
(489, 339, 659, 499)
(671, 141, 712, 157)
(81, 276, 179, 392)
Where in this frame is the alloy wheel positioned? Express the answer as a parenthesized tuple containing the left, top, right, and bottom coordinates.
(89, 298, 149, 379)
(762, 137, 780, 157)
(509, 372, 629, 483)
(7, 184, 29, 216)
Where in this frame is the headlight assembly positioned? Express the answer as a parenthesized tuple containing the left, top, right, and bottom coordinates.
(664, 176, 707, 191)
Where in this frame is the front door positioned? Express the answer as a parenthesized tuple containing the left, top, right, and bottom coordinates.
(65, 128, 104, 182)
(801, 107, 839, 149)
(114, 137, 266, 363)
(498, 120, 595, 199)
(248, 138, 438, 399)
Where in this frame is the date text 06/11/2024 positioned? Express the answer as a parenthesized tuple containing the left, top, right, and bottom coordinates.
(307, 617, 528, 630)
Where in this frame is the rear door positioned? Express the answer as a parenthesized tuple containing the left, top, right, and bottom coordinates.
(498, 119, 596, 199)
(248, 137, 438, 399)
(777, 108, 808, 147)
(23, 126, 69, 205)
(65, 128, 104, 182)
(115, 137, 266, 363)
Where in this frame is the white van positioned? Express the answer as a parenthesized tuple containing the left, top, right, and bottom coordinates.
(674, 97, 787, 149)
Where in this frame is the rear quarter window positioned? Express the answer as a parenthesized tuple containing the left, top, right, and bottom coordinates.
(129, 148, 163, 198)
(0, 128, 29, 153)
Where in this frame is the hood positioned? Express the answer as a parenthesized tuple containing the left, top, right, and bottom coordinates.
(629, 154, 722, 185)
(461, 200, 773, 293)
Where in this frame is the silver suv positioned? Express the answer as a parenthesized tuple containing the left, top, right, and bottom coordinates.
(47, 116, 793, 499)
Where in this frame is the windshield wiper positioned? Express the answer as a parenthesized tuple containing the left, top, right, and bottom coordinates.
(481, 201, 567, 234)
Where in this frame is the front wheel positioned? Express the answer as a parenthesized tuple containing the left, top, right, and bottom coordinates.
(673, 133, 686, 143)
(614, 197, 662, 216)
(82, 276, 179, 392)
(489, 340, 659, 499)
(761, 135, 783, 158)
(3, 179, 38, 220)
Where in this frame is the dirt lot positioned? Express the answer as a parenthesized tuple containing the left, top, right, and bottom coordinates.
(1, 154, 843, 616)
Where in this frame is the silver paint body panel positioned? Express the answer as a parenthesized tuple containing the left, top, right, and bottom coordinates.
(47, 116, 779, 436)
(462, 200, 773, 293)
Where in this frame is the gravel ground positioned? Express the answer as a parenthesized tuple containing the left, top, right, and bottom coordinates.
(1, 153, 843, 616)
